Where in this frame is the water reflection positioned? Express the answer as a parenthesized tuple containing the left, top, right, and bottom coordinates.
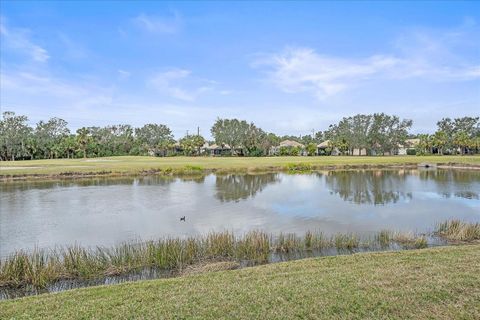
(1, 169, 479, 257)
(323, 169, 480, 204)
(418, 170, 480, 199)
(323, 170, 413, 205)
(0, 175, 208, 192)
(215, 173, 280, 202)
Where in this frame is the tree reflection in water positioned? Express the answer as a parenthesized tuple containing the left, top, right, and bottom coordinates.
(324, 169, 480, 204)
(215, 173, 280, 202)
(323, 170, 413, 205)
(418, 169, 480, 200)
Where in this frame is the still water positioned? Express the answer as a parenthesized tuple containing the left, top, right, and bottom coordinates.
(1, 169, 479, 257)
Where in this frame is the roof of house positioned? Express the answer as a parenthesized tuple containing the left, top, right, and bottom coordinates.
(317, 140, 331, 148)
(206, 143, 231, 150)
(405, 138, 420, 145)
(398, 139, 420, 148)
(279, 140, 304, 148)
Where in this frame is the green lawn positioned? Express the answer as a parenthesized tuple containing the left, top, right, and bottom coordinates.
(1, 245, 479, 319)
(1, 155, 479, 178)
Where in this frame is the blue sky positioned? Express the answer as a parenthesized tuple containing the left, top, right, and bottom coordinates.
(1, 1, 479, 138)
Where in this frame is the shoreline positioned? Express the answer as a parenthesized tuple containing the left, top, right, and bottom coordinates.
(1, 157, 480, 181)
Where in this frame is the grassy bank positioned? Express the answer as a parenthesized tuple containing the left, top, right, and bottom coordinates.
(1, 155, 480, 179)
(2, 220, 478, 291)
(1, 244, 479, 319)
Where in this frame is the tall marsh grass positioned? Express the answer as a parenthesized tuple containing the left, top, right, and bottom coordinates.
(2, 220, 476, 289)
(436, 220, 480, 242)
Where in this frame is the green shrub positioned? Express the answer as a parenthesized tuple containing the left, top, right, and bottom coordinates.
(285, 163, 312, 171)
(184, 165, 203, 171)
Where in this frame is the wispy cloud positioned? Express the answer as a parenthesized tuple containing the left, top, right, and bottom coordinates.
(1, 71, 88, 97)
(254, 21, 480, 99)
(147, 69, 214, 101)
(58, 33, 88, 60)
(0, 17, 50, 62)
(117, 69, 131, 80)
(132, 12, 182, 34)
(0, 69, 120, 126)
(254, 48, 400, 99)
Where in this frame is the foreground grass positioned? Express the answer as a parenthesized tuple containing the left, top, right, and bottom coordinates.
(1, 155, 479, 178)
(1, 245, 479, 319)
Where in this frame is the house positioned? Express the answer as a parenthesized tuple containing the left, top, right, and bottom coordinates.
(202, 142, 232, 156)
(280, 140, 304, 148)
(317, 140, 367, 156)
(272, 140, 306, 155)
(172, 142, 183, 154)
(352, 148, 367, 156)
(317, 140, 340, 156)
(397, 139, 420, 155)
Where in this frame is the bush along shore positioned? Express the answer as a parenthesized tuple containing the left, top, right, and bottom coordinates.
(1, 220, 478, 297)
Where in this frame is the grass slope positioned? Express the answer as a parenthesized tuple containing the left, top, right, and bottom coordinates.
(1, 155, 479, 177)
(2, 245, 479, 319)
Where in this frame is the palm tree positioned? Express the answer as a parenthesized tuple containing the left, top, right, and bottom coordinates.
(417, 134, 432, 155)
(76, 127, 90, 158)
(432, 131, 448, 155)
(453, 131, 471, 155)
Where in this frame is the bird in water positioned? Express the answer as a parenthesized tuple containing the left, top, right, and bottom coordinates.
(180, 216, 186, 222)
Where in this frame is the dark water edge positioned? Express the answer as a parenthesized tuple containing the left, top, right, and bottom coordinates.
(0, 240, 448, 300)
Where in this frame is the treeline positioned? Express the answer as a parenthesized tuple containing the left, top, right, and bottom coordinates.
(0, 111, 479, 161)
(416, 117, 480, 155)
(323, 114, 413, 155)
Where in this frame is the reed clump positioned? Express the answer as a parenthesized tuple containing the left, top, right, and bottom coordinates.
(334, 234, 360, 250)
(375, 230, 392, 248)
(236, 231, 270, 262)
(436, 220, 480, 242)
(392, 232, 428, 249)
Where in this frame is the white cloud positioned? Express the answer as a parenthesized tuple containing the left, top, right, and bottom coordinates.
(117, 69, 131, 80)
(132, 12, 182, 34)
(0, 17, 50, 62)
(255, 48, 401, 99)
(147, 69, 214, 101)
(254, 22, 480, 100)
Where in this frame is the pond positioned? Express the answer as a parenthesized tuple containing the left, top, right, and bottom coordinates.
(1, 168, 479, 258)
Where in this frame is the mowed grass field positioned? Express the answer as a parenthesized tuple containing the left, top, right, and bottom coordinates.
(1, 155, 479, 177)
(1, 245, 479, 320)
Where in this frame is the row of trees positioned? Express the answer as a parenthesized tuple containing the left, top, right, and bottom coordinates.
(1, 111, 479, 161)
(210, 119, 280, 156)
(416, 117, 480, 155)
(0, 111, 177, 161)
(323, 114, 413, 155)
